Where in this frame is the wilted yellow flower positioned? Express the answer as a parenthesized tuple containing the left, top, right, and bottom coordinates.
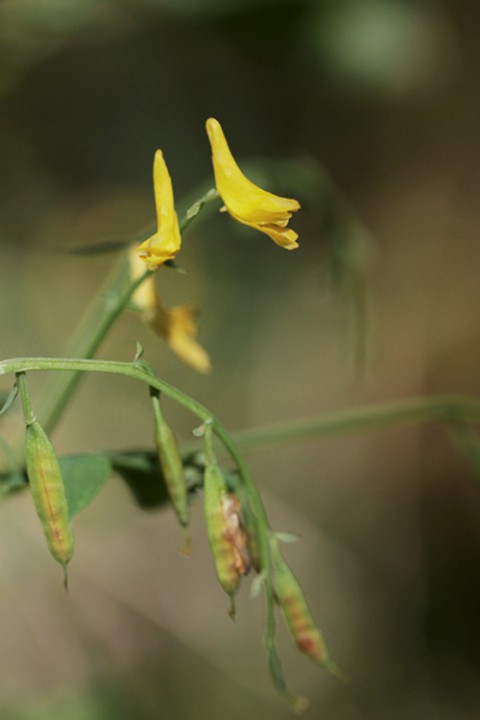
(137, 150, 182, 270)
(151, 303, 211, 375)
(129, 247, 158, 318)
(128, 246, 211, 374)
(206, 117, 300, 250)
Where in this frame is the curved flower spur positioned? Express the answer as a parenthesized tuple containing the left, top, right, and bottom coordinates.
(206, 117, 301, 250)
(137, 149, 182, 269)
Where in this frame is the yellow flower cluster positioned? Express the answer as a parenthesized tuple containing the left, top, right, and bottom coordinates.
(137, 118, 300, 270)
(132, 118, 300, 372)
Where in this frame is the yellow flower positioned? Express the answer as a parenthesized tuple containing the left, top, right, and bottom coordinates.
(150, 303, 211, 375)
(206, 117, 300, 250)
(128, 246, 211, 374)
(137, 150, 182, 270)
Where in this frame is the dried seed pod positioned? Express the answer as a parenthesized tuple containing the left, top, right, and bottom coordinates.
(222, 471, 262, 574)
(151, 392, 190, 553)
(203, 463, 243, 614)
(25, 420, 74, 579)
(273, 546, 341, 676)
(221, 492, 250, 577)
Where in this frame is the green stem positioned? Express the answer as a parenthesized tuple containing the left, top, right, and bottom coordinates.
(0, 356, 273, 568)
(0, 356, 269, 523)
(35, 188, 219, 435)
(16, 372, 36, 426)
(203, 423, 217, 466)
(229, 395, 480, 451)
(37, 264, 151, 433)
(5, 356, 479, 703)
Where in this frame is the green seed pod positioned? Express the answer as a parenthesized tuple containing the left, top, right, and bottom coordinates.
(273, 546, 341, 677)
(239, 494, 262, 573)
(25, 420, 74, 576)
(204, 462, 241, 612)
(152, 393, 190, 552)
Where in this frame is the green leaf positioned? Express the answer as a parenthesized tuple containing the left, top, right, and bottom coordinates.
(275, 531, 301, 544)
(110, 450, 203, 510)
(111, 450, 168, 509)
(250, 571, 266, 599)
(63, 238, 131, 255)
(0, 383, 18, 416)
(0, 470, 27, 496)
(60, 454, 111, 519)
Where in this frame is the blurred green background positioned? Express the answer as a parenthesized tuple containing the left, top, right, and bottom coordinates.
(1, 0, 480, 718)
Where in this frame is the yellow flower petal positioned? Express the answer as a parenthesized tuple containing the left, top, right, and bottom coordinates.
(128, 246, 211, 374)
(137, 150, 182, 270)
(150, 304, 212, 375)
(206, 117, 300, 249)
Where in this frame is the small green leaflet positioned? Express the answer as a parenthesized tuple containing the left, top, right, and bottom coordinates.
(0, 383, 18, 416)
(60, 453, 111, 519)
(110, 449, 203, 510)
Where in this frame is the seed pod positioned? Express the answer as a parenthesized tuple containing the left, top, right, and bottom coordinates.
(221, 492, 250, 577)
(25, 420, 74, 579)
(223, 471, 262, 573)
(203, 462, 242, 614)
(273, 546, 340, 675)
(152, 393, 190, 553)
(239, 493, 262, 573)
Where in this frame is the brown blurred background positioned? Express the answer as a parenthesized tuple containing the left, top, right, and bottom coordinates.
(1, 0, 480, 718)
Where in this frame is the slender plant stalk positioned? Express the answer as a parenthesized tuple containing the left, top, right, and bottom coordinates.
(0, 354, 295, 706)
(35, 188, 219, 435)
(16, 373, 35, 426)
(3, 358, 479, 708)
(5, 356, 480, 463)
(36, 260, 151, 433)
(0, 356, 271, 533)
(229, 395, 480, 451)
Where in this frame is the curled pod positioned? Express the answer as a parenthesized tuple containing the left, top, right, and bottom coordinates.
(25, 420, 74, 576)
(203, 463, 242, 612)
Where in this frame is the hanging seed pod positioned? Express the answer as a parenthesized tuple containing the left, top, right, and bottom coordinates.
(25, 420, 74, 583)
(238, 493, 262, 573)
(151, 391, 190, 553)
(223, 471, 262, 574)
(203, 462, 243, 616)
(221, 492, 251, 577)
(272, 544, 342, 677)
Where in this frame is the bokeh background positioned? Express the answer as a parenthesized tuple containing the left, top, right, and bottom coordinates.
(1, 0, 480, 718)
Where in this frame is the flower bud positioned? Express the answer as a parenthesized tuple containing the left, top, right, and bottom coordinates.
(25, 420, 74, 576)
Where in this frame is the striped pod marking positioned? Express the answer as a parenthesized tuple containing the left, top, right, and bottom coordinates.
(204, 463, 242, 604)
(25, 421, 74, 571)
(274, 553, 331, 666)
